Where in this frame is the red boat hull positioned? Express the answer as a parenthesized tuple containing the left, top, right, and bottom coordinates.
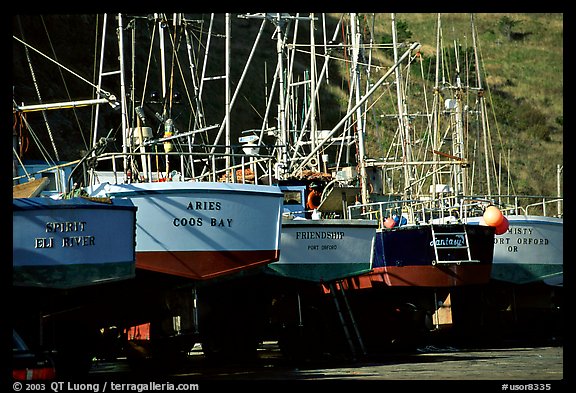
(137, 249, 280, 280)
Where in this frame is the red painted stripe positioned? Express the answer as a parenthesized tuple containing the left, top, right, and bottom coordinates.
(136, 250, 280, 280)
(341, 265, 492, 289)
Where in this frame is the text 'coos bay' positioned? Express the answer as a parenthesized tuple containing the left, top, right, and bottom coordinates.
(173, 200, 232, 228)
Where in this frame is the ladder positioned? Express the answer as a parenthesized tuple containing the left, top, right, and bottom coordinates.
(430, 224, 479, 265)
(328, 281, 366, 360)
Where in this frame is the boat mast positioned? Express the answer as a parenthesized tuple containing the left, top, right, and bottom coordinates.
(309, 13, 319, 172)
(290, 41, 421, 176)
(225, 13, 232, 180)
(391, 13, 415, 200)
(451, 37, 467, 199)
(471, 13, 492, 197)
(350, 13, 370, 205)
(432, 13, 442, 200)
(118, 13, 129, 180)
(275, 14, 289, 180)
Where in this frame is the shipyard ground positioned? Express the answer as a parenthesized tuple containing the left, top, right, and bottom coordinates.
(86, 340, 566, 387)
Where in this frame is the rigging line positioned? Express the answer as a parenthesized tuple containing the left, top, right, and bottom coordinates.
(140, 18, 156, 109)
(361, 13, 377, 153)
(13, 146, 33, 181)
(40, 15, 90, 152)
(167, 15, 182, 118)
(180, 21, 206, 179)
(16, 16, 59, 161)
(89, 14, 102, 148)
(171, 22, 199, 126)
(476, 39, 516, 197)
(198, 13, 214, 105)
(13, 35, 112, 98)
(183, 22, 204, 131)
(19, 113, 57, 165)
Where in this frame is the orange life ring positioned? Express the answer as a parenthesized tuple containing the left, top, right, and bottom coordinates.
(307, 189, 322, 210)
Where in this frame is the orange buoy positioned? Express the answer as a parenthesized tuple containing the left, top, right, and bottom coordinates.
(495, 216, 509, 235)
(384, 217, 396, 228)
(483, 205, 504, 227)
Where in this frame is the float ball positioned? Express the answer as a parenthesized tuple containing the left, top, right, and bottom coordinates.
(495, 216, 509, 235)
(483, 205, 504, 227)
(384, 217, 396, 228)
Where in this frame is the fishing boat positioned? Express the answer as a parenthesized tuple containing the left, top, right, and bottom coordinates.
(305, 14, 495, 295)
(462, 179, 563, 343)
(77, 14, 284, 281)
(280, 13, 501, 351)
(235, 13, 379, 284)
(11, 186, 140, 374)
(272, 214, 377, 283)
(87, 181, 283, 280)
(467, 203, 563, 286)
(13, 74, 137, 290)
(13, 196, 137, 289)
(13, 105, 138, 373)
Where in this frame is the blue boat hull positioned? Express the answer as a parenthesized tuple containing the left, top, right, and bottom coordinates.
(342, 224, 495, 288)
(13, 197, 137, 289)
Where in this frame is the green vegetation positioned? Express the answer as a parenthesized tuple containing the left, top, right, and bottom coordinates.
(359, 13, 563, 197)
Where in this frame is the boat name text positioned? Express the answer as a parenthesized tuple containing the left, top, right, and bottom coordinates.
(494, 226, 550, 253)
(187, 201, 221, 211)
(172, 201, 232, 228)
(430, 235, 466, 247)
(296, 231, 345, 240)
(45, 221, 87, 232)
(173, 217, 233, 227)
(35, 221, 95, 248)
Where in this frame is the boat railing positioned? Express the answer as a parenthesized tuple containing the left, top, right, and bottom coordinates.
(523, 198, 563, 217)
(12, 160, 80, 183)
(348, 197, 463, 228)
(88, 150, 277, 186)
(462, 194, 563, 218)
(347, 192, 563, 229)
(13, 160, 81, 196)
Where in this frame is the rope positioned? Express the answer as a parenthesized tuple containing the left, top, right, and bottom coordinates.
(40, 15, 90, 152)
(16, 16, 60, 161)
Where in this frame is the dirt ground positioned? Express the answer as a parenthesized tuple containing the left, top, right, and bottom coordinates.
(88, 342, 565, 386)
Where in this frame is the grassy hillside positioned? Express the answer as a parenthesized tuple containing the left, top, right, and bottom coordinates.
(331, 13, 563, 198)
(392, 13, 563, 197)
(310, 13, 562, 198)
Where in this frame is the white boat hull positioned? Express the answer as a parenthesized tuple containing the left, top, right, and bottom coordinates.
(467, 215, 563, 285)
(87, 181, 283, 280)
(267, 219, 377, 282)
